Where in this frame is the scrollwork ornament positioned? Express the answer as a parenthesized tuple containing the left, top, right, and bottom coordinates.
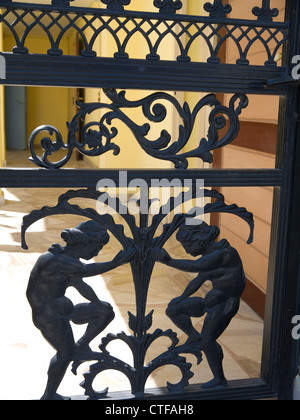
(100, 89, 248, 169)
(75, 327, 196, 399)
(28, 125, 72, 170)
(79, 121, 120, 157)
(28, 90, 248, 170)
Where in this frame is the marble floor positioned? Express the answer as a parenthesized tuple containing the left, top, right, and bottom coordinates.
(0, 151, 264, 400)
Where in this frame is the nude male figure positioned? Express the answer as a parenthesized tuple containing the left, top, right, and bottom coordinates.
(27, 220, 135, 400)
(152, 222, 246, 388)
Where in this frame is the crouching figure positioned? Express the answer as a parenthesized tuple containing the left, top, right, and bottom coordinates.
(152, 222, 246, 389)
(27, 220, 135, 400)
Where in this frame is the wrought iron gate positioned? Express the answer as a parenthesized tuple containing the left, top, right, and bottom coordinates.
(0, 0, 299, 400)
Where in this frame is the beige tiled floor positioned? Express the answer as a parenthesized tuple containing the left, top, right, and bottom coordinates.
(0, 151, 264, 400)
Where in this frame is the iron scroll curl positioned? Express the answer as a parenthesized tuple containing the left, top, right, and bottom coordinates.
(28, 89, 248, 170)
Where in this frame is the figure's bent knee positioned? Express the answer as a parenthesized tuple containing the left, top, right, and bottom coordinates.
(224, 297, 240, 317)
(50, 347, 74, 366)
(166, 303, 177, 319)
(107, 306, 115, 323)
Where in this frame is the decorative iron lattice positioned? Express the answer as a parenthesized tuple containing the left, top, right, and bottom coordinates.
(0, 1, 288, 66)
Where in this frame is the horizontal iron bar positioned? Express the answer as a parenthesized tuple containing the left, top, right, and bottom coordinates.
(139, 378, 277, 400)
(70, 378, 276, 401)
(0, 169, 282, 188)
(0, 54, 288, 95)
(0, 1, 289, 29)
(265, 76, 300, 88)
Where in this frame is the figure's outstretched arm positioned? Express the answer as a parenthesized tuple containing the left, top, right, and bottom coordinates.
(152, 247, 223, 273)
(58, 248, 136, 278)
(83, 248, 136, 277)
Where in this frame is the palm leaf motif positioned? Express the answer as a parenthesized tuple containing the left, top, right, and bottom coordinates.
(128, 310, 154, 336)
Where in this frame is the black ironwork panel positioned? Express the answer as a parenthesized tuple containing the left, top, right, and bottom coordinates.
(0, 0, 299, 402)
(0, 1, 287, 66)
(0, 0, 291, 93)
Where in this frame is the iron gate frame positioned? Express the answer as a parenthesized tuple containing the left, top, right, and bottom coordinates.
(0, 0, 299, 400)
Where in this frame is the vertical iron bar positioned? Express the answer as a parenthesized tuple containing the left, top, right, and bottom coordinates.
(261, 0, 300, 399)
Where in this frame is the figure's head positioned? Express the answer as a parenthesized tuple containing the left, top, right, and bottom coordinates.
(176, 222, 220, 256)
(61, 220, 110, 260)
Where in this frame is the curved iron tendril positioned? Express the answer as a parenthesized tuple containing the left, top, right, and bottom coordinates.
(28, 89, 248, 170)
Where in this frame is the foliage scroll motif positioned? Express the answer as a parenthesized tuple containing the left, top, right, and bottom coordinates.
(22, 187, 254, 399)
(29, 89, 248, 170)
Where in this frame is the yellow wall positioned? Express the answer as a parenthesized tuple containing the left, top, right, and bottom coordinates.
(26, 86, 69, 141)
(4, 35, 77, 150)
